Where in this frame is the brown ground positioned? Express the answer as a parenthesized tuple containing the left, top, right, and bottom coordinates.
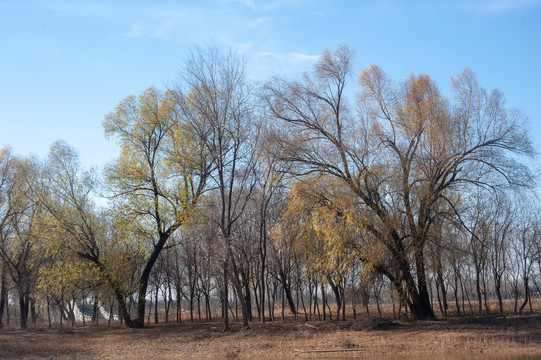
(1, 314, 541, 359)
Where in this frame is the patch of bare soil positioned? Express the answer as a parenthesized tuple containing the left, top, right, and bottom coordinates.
(1, 315, 540, 359)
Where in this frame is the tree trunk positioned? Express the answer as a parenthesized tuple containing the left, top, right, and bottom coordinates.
(495, 273, 503, 316)
(435, 279, 444, 317)
(154, 285, 159, 324)
(389, 232, 435, 320)
(482, 275, 490, 316)
(93, 295, 99, 325)
(437, 269, 448, 317)
(327, 277, 342, 320)
(197, 294, 202, 321)
(0, 273, 6, 329)
(222, 261, 230, 330)
(308, 279, 313, 320)
(241, 273, 252, 321)
(519, 277, 529, 315)
(176, 288, 182, 323)
(259, 212, 267, 323)
(165, 282, 171, 323)
(413, 247, 436, 320)
(89, 232, 170, 328)
(253, 278, 260, 321)
(453, 276, 461, 316)
(269, 278, 277, 321)
(279, 269, 296, 315)
(300, 283, 308, 321)
(475, 264, 483, 316)
(131, 232, 171, 328)
(281, 282, 285, 321)
(19, 292, 29, 329)
(189, 285, 194, 323)
(408, 291, 435, 320)
(114, 290, 136, 327)
(47, 296, 51, 328)
(314, 285, 321, 320)
(514, 287, 519, 314)
(230, 254, 249, 327)
(321, 283, 326, 321)
(205, 292, 211, 321)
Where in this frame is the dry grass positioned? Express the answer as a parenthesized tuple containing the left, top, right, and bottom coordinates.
(1, 314, 541, 359)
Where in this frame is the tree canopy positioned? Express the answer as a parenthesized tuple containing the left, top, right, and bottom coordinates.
(0, 45, 537, 329)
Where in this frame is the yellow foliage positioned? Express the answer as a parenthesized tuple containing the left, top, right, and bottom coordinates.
(272, 176, 362, 282)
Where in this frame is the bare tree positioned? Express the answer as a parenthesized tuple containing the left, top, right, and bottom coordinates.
(484, 192, 513, 315)
(173, 46, 258, 329)
(513, 196, 539, 315)
(253, 124, 288, 322)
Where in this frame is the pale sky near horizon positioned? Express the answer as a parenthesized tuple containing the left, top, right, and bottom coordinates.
(1, 0, 540, 171)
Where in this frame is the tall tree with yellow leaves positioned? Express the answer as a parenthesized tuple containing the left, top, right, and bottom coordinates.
(103, 86, 211, 328)
(273, 176, 360, 320)
(35, 141, 145, 326)
(0, 154, 43, 328)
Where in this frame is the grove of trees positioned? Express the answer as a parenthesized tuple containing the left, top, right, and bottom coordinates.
(0, 45, 538, 329)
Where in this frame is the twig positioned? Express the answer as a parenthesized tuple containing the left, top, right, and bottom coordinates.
(293, 348, 365, 353)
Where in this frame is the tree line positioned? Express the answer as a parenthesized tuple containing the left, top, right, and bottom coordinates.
(0, 45, 537, 329)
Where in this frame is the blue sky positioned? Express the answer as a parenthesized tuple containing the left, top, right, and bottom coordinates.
(1, 0, 540, 169)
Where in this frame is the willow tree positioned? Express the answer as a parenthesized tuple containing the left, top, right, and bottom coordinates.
(0, 154, 43, 328)
(274, 176, 360, 320)
(263, 45, 534, 320)
(103, 86, 211, 328)
(33, 141, 142, 327)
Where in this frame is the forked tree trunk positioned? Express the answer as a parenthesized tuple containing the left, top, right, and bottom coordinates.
(230, 254, 249, 328)
(279, 269, 296, 315)
(519, 277, 530, 315)
(437, 269, 448, 317)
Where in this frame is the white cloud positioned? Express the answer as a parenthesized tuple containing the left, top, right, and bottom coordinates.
(40, 1, 317, 80)
(117, 7, 214, 40)
(148, 10, 186, 38)
(248, 51, 319, 79)
(247, 16, 272, 28)
(288, 52, 321, 62)
(116, 4, 267, 40)
(123, 23, 144, 38)
(256, 51, 319, 63)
